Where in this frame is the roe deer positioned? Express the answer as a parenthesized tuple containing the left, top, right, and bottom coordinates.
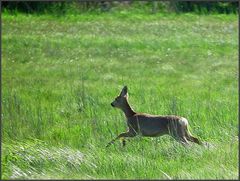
(106, 86, 202, 147)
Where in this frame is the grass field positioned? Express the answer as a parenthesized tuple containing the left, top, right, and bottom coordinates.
(1, 11, 238, 179)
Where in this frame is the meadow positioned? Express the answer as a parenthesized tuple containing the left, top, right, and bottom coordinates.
(1, 10, 238, 179)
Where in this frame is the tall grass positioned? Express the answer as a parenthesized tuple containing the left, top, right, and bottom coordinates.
(2, 11, 238, 179)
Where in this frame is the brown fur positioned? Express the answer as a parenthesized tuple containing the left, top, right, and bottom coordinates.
(106, 86, 202, 147)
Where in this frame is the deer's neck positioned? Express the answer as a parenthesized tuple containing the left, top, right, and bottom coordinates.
(121, 101, 136, 118)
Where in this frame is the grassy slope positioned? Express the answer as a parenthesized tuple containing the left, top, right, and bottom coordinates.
(2, 11, 238, 179)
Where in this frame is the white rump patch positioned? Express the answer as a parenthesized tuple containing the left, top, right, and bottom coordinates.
(179, 117, 188, 126)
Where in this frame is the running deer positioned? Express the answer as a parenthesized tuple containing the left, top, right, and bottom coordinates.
(106, 86, 201, 147)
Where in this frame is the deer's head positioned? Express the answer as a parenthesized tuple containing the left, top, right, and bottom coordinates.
(111, 86, 128, 109)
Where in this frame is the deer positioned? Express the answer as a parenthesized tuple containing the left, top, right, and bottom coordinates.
(106, 86, 202, 147)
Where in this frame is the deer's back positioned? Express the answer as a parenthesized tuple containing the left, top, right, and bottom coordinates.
(127, 113, 183, 137)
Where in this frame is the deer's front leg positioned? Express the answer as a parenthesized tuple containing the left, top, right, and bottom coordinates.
(106, 131, 136, 147)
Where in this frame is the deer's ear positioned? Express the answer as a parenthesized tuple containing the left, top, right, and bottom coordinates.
(120, 86, 128, 97)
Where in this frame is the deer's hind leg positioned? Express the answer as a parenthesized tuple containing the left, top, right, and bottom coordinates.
(178, 126, 190, 146)
(187, 135, 201, 145)
(185, 133, 202, 145)
(185, 126, 202, 145)
(173, 134, 189, 146)
(169, 122, 189, 145)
